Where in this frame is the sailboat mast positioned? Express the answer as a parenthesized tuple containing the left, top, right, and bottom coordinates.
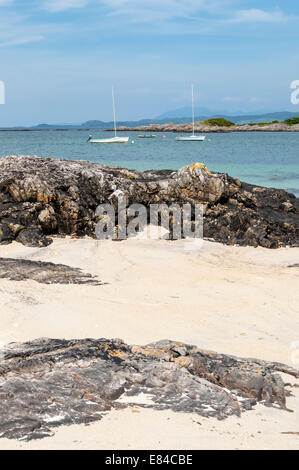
(191, 84, 195, 136)
(112, 86, 117, 137)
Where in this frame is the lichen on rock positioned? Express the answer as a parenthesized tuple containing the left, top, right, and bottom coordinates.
(0, 337, 297, 441)
(0, 155, 298, 248)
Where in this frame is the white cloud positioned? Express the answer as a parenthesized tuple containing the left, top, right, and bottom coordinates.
(103, 0, 219, 20)
(99, 2, 291, 30)
(0, 35, 43, 47)
(232, 9, 287, 24)
(44, 0, 89, 12)
(0, 12, 42, 49)
(0, 1, 292, 46)
(43, 0, 225, 17)
(0, 11, 65, 48)
(40, 1, 291, 31)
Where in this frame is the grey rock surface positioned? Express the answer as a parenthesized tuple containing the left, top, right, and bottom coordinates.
(0, 155, 298, 248)
(0, 258, 103, 285)
(0, 338, 297, 441)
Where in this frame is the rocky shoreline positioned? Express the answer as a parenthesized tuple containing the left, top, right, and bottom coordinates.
(0, 337, 298, 441)
(0, 155, 298, 249)
(115, 122, 299, 133)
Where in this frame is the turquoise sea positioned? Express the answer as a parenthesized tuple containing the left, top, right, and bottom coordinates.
(0, 130, 298, 196)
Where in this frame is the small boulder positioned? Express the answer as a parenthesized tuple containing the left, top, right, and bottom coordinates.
(16, 228, 53, 248)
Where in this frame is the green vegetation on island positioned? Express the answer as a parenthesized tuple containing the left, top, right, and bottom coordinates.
(201, 118, 235, 127)
(201, 117, 299, 128)
(256, 120, 279, 127)
(283, 117, 299, 126)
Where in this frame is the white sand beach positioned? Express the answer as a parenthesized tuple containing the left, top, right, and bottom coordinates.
(0, 236, 298, 450)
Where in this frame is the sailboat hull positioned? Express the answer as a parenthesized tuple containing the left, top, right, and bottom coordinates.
(176, 135, 206, 141)
(89, 137, 129, 143)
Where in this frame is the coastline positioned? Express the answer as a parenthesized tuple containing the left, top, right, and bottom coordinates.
(0, 123, 299, 133)
(114, 122, 299, 133)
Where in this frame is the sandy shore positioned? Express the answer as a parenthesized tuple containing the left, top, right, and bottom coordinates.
(0, 236, 298, 449)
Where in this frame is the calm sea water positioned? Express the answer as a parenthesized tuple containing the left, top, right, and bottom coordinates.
(0, 130, 298, 195)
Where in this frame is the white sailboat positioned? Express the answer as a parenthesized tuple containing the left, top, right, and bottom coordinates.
(176, 85, 205, 141)
(87, 87, 129, 143)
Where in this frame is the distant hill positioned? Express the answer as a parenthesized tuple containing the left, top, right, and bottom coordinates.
(156, 107, 278, 119)
(220, 111, 299, 125)
(156, 110, 299, 124)
(80, 119, 160, 129)
(34, 123, 80, 129)
(80, 112, 299, 128)
(6, 111, 298, 131)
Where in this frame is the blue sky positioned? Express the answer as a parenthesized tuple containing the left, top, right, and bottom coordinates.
(0, 0, 299, 125)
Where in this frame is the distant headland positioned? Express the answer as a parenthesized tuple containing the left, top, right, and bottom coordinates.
(114, 117, 299, 133)
(1, 111, 299, 131)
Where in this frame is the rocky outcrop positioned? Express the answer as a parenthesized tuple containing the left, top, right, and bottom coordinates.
(0, 258, 103, 285)
(0, 337, 297, 441)
(116, 122, 299, 133)
(0, 155, 298, 248)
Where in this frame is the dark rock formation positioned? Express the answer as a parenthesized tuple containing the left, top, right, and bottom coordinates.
(0, 155, 298, 248)
(0, 258, 103, 285)
(0, 338, 297, 441)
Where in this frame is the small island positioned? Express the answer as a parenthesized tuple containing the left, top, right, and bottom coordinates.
(114, 117, 299, 133)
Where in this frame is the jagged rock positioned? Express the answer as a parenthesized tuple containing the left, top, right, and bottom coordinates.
(0, 338, 297, 441)
(0, 155, 298, 248)
(0, 258, 104, 285)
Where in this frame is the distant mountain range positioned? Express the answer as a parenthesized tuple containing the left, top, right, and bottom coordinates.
(2, 111, 299, 130)
(155, 107, 279, 119)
